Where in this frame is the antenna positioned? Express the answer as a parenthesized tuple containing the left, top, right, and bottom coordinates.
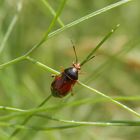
(71, 40, 78, 64)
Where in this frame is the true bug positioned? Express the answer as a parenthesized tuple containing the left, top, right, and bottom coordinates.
(51, 43, 95, 98)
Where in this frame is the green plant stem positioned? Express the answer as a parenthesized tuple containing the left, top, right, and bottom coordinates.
(1, 120, 140, 131)
(80, 24, 120, 66)
(0, 106, 25, 112)
(0, 121, 80, 130)
(0, 94, 139, 122)
(2, 0, 130, 58)
(1, 95, 140, 114)
(24, 0, 67, 56)
(41, 0, 64, 27)
(0, 55, 26, 70)
(37, 114, 140, 127)
(27, 0, 127, 58)
(24, 23, 119, 75)
(0, 106, 53, 121)
(48, 0, 131, 39)
(78, 81, 140, 118)
(10, 94, 52, 138)
(26, 56, 59, 75)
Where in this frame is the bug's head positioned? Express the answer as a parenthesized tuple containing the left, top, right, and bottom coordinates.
(72, 62, 81, 70)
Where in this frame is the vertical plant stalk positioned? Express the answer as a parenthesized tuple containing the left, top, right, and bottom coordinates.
(10, 0, 67, 138)
(24, 0, 67, 56)
(41, 0, 65, 27)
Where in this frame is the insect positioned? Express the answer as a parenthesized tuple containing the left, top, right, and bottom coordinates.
(51, 43, 95, 98)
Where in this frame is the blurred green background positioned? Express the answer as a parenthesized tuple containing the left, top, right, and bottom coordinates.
(0, 0, 140, 140)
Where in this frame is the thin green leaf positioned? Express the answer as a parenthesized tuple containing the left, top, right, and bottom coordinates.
(25, 0, 67, 56)
(41, 0, 64, 27)
(78, 81, 140, 118)
(48, 0, 131, 38)
(80, 24, 120, 66)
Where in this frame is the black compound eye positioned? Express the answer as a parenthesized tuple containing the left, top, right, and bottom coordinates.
(64, 67, 78, 80)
